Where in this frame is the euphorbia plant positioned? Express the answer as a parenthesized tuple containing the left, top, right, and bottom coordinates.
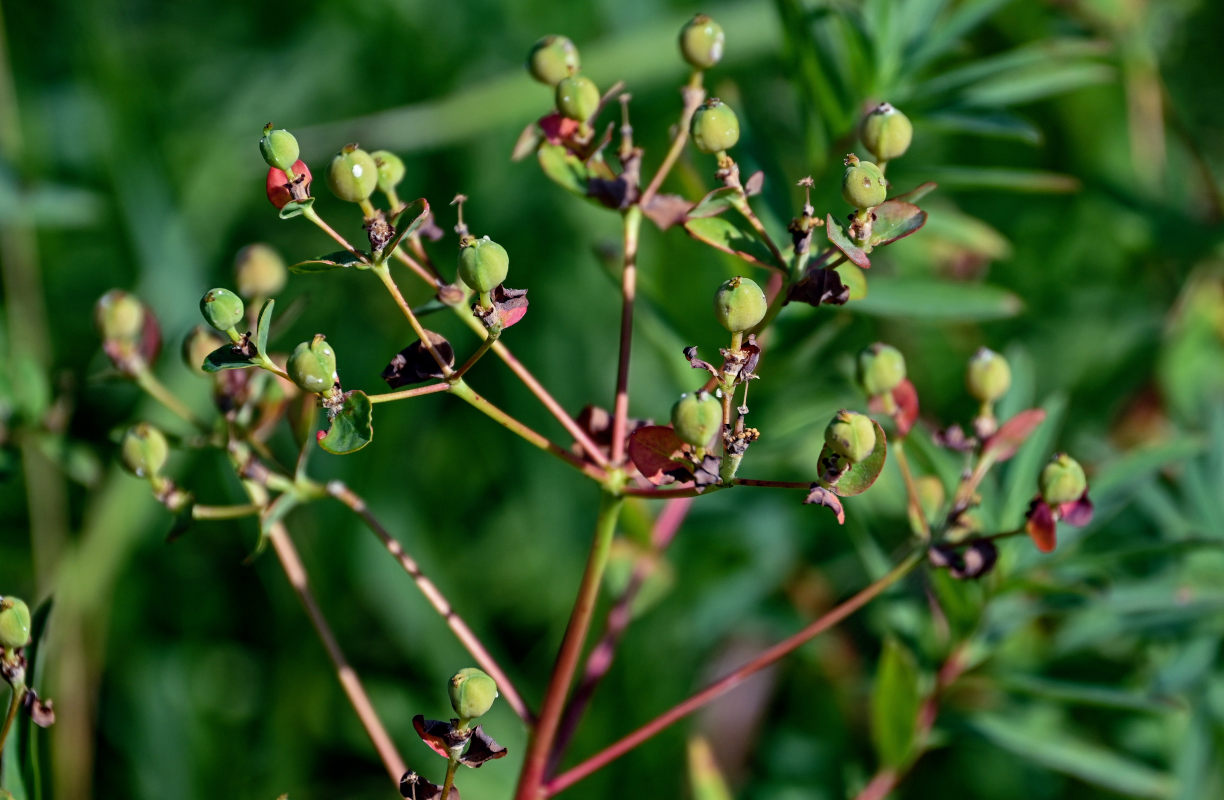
(20, 14, 1103, 800)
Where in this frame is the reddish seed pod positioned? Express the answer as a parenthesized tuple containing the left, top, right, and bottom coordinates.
(266, 160, 312, 209)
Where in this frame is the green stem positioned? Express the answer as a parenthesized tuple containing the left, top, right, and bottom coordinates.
(514, 491, 625, 800)
(731, 195, 788, 272)
(451, 334, 498, 382)
(366, 382, 450, 405)
(893, 439, 930, 540)
(640, 70, 705, 206)
(133, 366, 207, 431)
(0, 682, 23, 758)
(191, 503, 261, 520)
(302, 206, 367, 263)
(373, 264, 454, 378)
(440, 752, 461, 800)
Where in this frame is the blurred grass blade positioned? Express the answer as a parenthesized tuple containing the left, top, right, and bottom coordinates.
(998, 674, 1182, 714)
(908, 0, 1017, 70)
(871, 638, 921, 769)
(912, 39, 1110, 101)
(998, 394, 1065, 529)
(968, 713, 1176, 798)
(924, 166, 1080, 193)
(959, 62, 1115, 108)
(851, 276, 1022, 320)
(687, 735, 733, 800)
(921, 111, 1042, 144)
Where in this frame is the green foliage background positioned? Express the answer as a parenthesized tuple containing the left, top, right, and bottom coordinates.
(2, 0, 1224, 798)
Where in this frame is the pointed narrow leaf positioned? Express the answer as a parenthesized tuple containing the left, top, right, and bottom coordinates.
(687, 187, 739, 219)
(871, 638, 921, 769)
(851, 277, 1023, 321)
(869, 200, 927, 248)
(825, 214, 870, 268)
(983, 409, 1047, 463)
(202, 344, 258, 372)
(255, 299, 274, 355)
(893, 181, 938, 203)
(318, 390, 374, 455)
(382, 197, 430, 258)
(684, 216, 777, 268)
(538, 143, 589, 197)
(821, 420, 888, 497)
(289, 249, 369, 274)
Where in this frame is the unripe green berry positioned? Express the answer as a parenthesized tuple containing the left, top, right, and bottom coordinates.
(671, 391, 723, 449)
(555, 74, 600, 124)
(95, 290, 146, 342)
(966, 347, 1011, 404)
(527, 35, 580, 86)
(121, 422, 169, 478)
(259, 125, 300, 172)
(857, 343, 906, 397)
(0, 597, 31, 650)
(690, 98, 740, 154)
(678, 14, 725, 70)
(449, 667, 498, 721)
(234, 243, 287, 298)
(713, 276, 767, 333)
(327, 145, 379, 204)
(860, 103, 913, 162)
(1039, 453, 1087, 506)
(200, 288, 245, 332)
(841, 155, 887, 209)
(371, 150, 405, 194)
(287, 334, 337, 394)
(457, 236, 510, 295)
(181, 325, 223, 376)
(824, 410, 877, 464)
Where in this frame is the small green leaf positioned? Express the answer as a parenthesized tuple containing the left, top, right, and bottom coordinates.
(277, 196, 315, 220)
(687, 736, 734, 800)
(687, 187, 739, 219)
(850, 277, 1023, 321)
(318, 391, 374, 455)
(255, 299, 274, 355)
(871, 638, 921, 769)
(821, 420, 888, 497)
(165, 502, 196, 542)
(825, 213, 870, 268)
(982, 408, 1047, 464)
(869, 200, 927, 248)
(289, 250, 369, 274)
(381, 197, 430, 259)
(538, 143, 589, 197)
(202, 344, 258, 372)
(684, 216, 777, 269)
(244, 494, 299, 564)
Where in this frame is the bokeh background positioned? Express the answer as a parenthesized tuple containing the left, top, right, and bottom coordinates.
(2, 0, 1224, 798)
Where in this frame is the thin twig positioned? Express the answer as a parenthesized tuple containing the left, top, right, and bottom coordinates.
(640, 71, 705, 206)
(366, 382, 450, 405)
(610, 206, 643, 466)
(893, 439, 930, 539)
(302, 206, 366, 263)
(327, 481, 533, 725)
(373, 264, 454, 377)
(545, 550, 923, 796)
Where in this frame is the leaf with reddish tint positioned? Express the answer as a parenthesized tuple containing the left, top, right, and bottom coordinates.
(628, 426, 694, 486)
(893, 181, 938, 203)
(804, 484, 846, 524)
(1026, 497, 1057, 552)
(826, 214, 871, 268)
(383, 332, 455, 388)
(538, 142, 589, 198)
(459, 727, 509, 768)
(491, 285, 529, 329)
(688, 186, 738, 219)
(318, 391, 374, 455)
(641, 193, 692, 230)
(787, 267, 849, 308)
(744, 170, 765, 196)
(869, 379, 920, 435)
(820, 420, 888, 497)
(399, 770, 457, 800)
(684, 216, 778, 268)
(1060, 493, 1094, 526)
(869, 200, 927, 248)
(412, 716, 465, 759)
(982, 409, 1047, 463)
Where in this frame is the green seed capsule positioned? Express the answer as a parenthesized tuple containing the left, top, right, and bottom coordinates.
(555, 74, 600, 123)
(287, 334, 337, 394)
(0, 597, 32, 650)
(824, 410, 877, 464)
(181, 325, 223, 376)
(234, 243, 287, 298)
(457, 236, 510, 294)
(713, 276, 767, 333)
(371, 150, 405, 194)
(857, 343, 906, 397)
(860, 103, 912, 163)
(94, 289, 146, 342)
(678, 14, 725, 70)
(690, 98, 740, 154)
(327, 145, 379, 204)
(671, 391, 723, 449)
(1039, 453, 1087, 505)
(842, 155, 887, 209)
(121, 422, 169, 478)
(527, 35, 580, 86)
(449, 667, 499, 721)
(259, 125, 300, 173)
(966, 347, 1011, 404)
(200, 288, 245, 332)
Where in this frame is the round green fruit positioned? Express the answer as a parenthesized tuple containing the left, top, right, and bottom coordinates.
(824, 410, 877, 464)
(287, 335, 337, 394)
(0, 597, 32, 650)
(121, 422, 169, 478)
(449, 667, 498, 721)
(842, 155, 887, 209)
(200, 287, 245, 332)
(234, 243, 287, 298)
(1039, 453, 1087, 506)
(95, 289, 146, 342)
(679, 14, 725, 70)
(671, 391, 723, 449)
(690, 98, 740, 154)
(555, 74, 600, 123)
(181, 325, 223, 376)
(860, 103, 913, 162)
(713, 276, 767, 333)
(857, 343, 906, 397)
(371, 150, 405, 194)
(966, 347, 1011, 404)
(527, 35, 580, 86)
(457, 236, 510, 294)
(327, 145, 379, 204)
(259, 125, 300, 172)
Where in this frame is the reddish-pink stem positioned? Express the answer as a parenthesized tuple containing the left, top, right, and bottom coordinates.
(610, 206, 642, 465)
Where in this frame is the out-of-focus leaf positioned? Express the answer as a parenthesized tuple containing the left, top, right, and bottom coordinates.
(537, 143, 589, 198)
(909, 0, 1019, 70)
(0, 169, 102, 228)
(967, 713, 1176, 798)
(687, 735, 733, 800)
(684, 216, 778, 269)
(959, 62, 1115, 108)
(998, 674, 1182, 714)
(914, 38, 1110, 100)
(850, 277, 1022, 320)
(921, 111, 1043, 144)
(982, 409, 1048, 464)
(687, 187, 738, 219)
(289, 250, 369, 274)
(871, 638, 921, 768)
(999, 396, 1065, 528)
(924, 167, 1080, 193)
(318, 391, 374, 455)
(605, 539, 675, 619)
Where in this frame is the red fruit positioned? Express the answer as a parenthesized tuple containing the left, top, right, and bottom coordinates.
(266, 160, 312, 209)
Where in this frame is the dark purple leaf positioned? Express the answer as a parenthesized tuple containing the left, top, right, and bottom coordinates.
(682, 346, 719, 378)
(641, 193, 693, 230)
(1060, 492, 1094, 527)
(804, 484, 846, 524)
(627, 426, 694, 486)
(459, 726, 509, 768)
(399, 770, 457, 800)
(787, 267, 849, 308)
(412, 715, 467, 759)
(383, 332, 456, 388)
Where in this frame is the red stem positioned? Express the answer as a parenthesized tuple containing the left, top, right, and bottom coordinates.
(610, 206, 643, 465)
